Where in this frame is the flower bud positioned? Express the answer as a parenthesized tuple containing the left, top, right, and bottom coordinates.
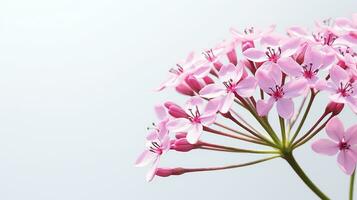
(175, 84, 194, 96)
(185, 75, 202, 93)
(324, 102, 344, 115)
(175, 132, 187, 139)
(168, 105, 189, 118)
(164, 101, 179, 109)
(203, 76, 214, 85)
(241, 41, 254, 52)
(171, 138, 198, 152)
(227, 49, 237, 66)
(155, 167, 185, 177)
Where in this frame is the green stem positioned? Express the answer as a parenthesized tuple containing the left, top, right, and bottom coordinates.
(279, 116, 286, 146)
(284, 152, 330, 200)
(289, 90, 315, 145)
(350, 169, 355, 200)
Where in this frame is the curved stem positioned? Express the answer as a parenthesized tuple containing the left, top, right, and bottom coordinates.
(279, 116, 286, 146)
(350, 169, 355, 200)
(200, 142, 279, 154)
(283, 152, 330, 200)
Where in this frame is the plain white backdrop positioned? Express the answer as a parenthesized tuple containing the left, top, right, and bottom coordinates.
(0, 0, 356, 199)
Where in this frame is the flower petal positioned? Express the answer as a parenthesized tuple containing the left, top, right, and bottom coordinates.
(200, 114, 216, 126)
(243, 48, 267, 62)
(277, 57, 302, 77)
(218, 63, 243, 82)
(154, 105, 167, 121)
(280, 38, 301, 57)
(277, 98, 294, 119)
(166, 118, 191, 132)
(330, 65, 350, 85)
(326, 117, 345, 142)
(220, 92, 235, 113)
(257, 97, 275, 117)
(283, 78, 308, 98)
(345, 125, 357, 145)
(135, 150, 157, 167)
(337, 151, 357, 175)
(311, 139, 339, 156)
(146, 157, 160, 182)
(199, 84, 226, 98)
(235, 76, 257, 97)
(255, 68, 276, 93)
(186, 123, 203, 144)
(204, 97, 222, 115)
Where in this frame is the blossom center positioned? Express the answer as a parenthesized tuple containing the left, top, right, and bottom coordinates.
(223, 80, 237, 93)
(269, 85, 284, 100)
(188, 106, 201, 123)
(265, 47, 281, 63)
(244, 27, 254, 35)
(302, 63, 318, 79)
(202, 49, 216, 62)
(338, 82, 354, 97)
(339, 141, 351, 151)
(149, 142, 163, 155)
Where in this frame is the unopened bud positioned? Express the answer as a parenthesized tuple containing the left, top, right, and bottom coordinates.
(175, 132, 187, 139)
(171, 138, 198, 152)
(227, 49, 237, 65)
(175, 84, 194, 96)
(241, 41, 255, 52)
(168, 105, 189, 118)
(185, 75, 202, 93)
(155, 167, 185, 177)
(324, 102, 344, 115)
(203, 76, 214, 85)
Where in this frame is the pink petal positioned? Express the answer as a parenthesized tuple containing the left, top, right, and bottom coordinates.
(345, 125, 357, 145)
(154, 105, 167, 121)
(193, 65, 211, 78)
(199, 84, 225, 98)
(186, 123, 203, 144)
(204, 97, 222, 115)
(346, 96, 357, 113)
(135, 150, 157, 167)
(326, 117, 345, 142)
(277, 57, 302, 77)
(311, 139, 339, 156)
(277, 98, 294, 119)
(218, 63, 243, 82)
(330, 65, 350, 85)
(260, 34, 282, 47)
(146, 157, 160, 182)
(255, 68, 276, 93)
(287, 26, 309, 37)
(242, 48, 267, 62)
(166, 118, 191, 132)
(337, 151, 357, 175)
(280, 38, 301, 57)
(283, 78, 308, 98)
(220, 92, 235, 113)
(330, 93, 346, 104)
(235, 76, 257, 97)
(257, 97, 275, 116)
(200, 114, 216, 126)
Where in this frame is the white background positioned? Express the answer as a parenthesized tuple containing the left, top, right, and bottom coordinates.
(0, 0, 356, 199)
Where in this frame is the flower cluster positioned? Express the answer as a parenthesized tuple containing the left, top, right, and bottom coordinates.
(135, 14, 357, 199)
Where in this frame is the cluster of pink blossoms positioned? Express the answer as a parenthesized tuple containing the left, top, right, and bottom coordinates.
(135, 14, 357, 199)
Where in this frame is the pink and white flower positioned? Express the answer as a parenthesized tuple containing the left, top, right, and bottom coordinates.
(199, 63, 257, 113)
(166, 97, 219, 144)
(312, 117, 357, 175)
(255, 65, 308, 119)
(316, 65, 357, 113)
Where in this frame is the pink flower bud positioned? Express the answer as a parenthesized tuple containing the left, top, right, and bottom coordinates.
(227, 49, 237, 66)
(213, 61, 223, 71)
(203, 76, 214, 85)
(175, 132, 187, 139)
(175, 84, 194, 96)
(171, 138, 197, 152)
(168, 105, 189, 118)
(337, 60, 348, 69)
(241, 41, 254, 52)
(155, 167, 185, 177)
(324, 102, 344, 115)
(185, 75, 202, 93)
(164, 101, 179, 109)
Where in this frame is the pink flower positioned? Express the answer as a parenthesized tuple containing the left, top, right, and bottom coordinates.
(312, 117, 357, 175)
(316, 65, 357, 113)
(255, 65, 308, 119)
(156, 52, 204, 91)
(199, 63, 257, 113)
(166, 97, 219, 144)
(277, 46, 334, 87)
(243, 35, 301, 64)
(134, 123, 170, 182)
